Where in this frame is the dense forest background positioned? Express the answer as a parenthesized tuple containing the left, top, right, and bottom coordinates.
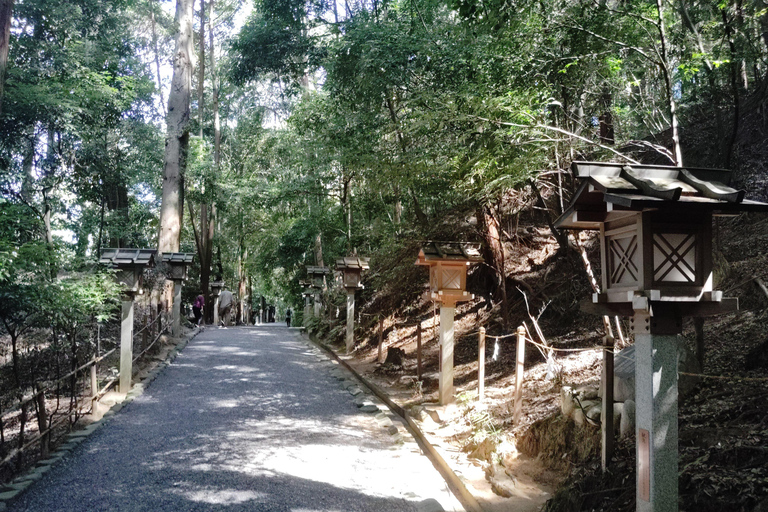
(2, 0, 768, 508)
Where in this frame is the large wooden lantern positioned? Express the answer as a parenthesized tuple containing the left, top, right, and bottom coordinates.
(161, 253, 195, 337)
(306, 265, 330, 317)
(162, 252, 195, 281)
(416, 242, 483, 405)
(556, 161, 768, 512)
(336, 257, 371, 353)
(416, 242, 482, 307)
(100, 248, 156, 296)
(337, 257, 370, 291)
(99, 248, 157, 394)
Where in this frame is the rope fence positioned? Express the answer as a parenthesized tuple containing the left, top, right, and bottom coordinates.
(0, 307, 172, 475)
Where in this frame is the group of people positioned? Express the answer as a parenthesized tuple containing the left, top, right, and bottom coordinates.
(191, 287, 292, 328)
(191, 286, 234, 328)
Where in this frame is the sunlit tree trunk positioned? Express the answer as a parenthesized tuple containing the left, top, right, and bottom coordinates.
(0, 0, 14, 115)
(159, 0, 194, 255)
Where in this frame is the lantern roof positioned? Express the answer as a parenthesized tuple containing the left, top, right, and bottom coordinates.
(99, 248, 156, 269)
(416, 242, 483, 266)
(306, 265, 330, 275)
(556, 161, 768, 230)
(335, 257, 370, 271)
(161, 252, 195, 265)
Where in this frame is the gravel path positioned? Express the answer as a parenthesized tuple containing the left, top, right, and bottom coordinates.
(7, 325, 462, 511)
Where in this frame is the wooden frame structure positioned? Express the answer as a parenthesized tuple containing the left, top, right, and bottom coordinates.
(336, 257, 370, 353)
(99, 248, 157, 393)
(416, 242, 482, 405)
(161, 252, 195, 337)
(306, 265, 330, 317)
(556, 161, 768, 512)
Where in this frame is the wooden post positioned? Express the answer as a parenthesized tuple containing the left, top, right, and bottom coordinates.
(416, 324, 422, 381)
(377, 318, 384, 363)
(345, 289, 355, 353)
(90, 359, 98, 398)
(34, 386, 49, 458)
(514, 326, 526, 425)
(120, 297, 134, 393)
(602, 334, 615, 471)
(172, 280, 182, 337)
(438, 304, 456, 405)
(478, 327, 486, 402)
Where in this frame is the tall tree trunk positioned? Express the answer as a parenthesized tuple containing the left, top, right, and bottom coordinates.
(238, 240, 247, 325)
(149, 0, 166, 118)
(479, 204, 509, 331)
(314, 233, 324, 267)
(198, 0, 205, 138)
(722, 8, 741, 168)
(159, 0, 194, 255)
(0, 0, 14, 116)
(209, 0, 220, 167)
(655, 0, 683, 166)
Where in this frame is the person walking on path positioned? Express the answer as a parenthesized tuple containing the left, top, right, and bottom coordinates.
(285, 308, 292, 327)
(192, 294, 204, 327)
(218, 286, 233, 327)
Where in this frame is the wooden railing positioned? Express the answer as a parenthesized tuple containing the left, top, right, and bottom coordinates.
(0, 309, 169, 477)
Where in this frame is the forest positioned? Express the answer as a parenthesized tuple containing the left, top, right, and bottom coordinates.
(1, 0, 768, 510)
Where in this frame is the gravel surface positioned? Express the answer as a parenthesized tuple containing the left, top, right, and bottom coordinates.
(7, 325, 463, 511)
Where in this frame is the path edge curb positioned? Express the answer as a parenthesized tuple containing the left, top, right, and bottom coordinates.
(303, 333, 485, 512)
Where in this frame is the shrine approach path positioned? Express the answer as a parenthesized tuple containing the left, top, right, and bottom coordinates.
(7, 324, 461, 512)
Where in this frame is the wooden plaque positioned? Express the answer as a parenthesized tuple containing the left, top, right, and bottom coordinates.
(638, 428, 651, 501)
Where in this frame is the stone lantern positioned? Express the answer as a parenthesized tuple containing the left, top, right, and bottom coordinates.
(210, 281, 224, 325)
(416, 242, 483, 404)
(161, 252, 195, 337)
(306, 266, 330, 317)
(99, 248, 156, 393)
(556, 161, 768, 512)
(335, 257, 370, 353)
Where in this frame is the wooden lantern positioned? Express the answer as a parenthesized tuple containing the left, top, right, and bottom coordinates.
(416, 242, 483, 306)
(556, 161, 768, 512)
(416, 242, 482, 405)
(162, 252, 195, 281)
(336, 257, 370, 290)
(210, 281, 224, 296)
(99, 248, 156, 295)
(555, 161, 768, 324)
(306, 265, 330, 289)
(99, 248, 156, 394)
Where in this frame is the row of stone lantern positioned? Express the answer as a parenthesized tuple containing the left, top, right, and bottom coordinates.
(98, 249, 195, 394)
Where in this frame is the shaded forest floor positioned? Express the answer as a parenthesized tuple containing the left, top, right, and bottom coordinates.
(328, 213, 768, 512)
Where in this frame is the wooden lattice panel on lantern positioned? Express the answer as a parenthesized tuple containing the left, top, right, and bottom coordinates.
(608, 231, 640, 287)
(653, 232, 697, 284)
(442, 267, 462, 290)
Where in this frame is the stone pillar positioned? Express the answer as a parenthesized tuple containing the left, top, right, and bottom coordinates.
(635, 332, 679, 512)
(213, 295, 220, 326)
(313, 291, 321, 317)
(304, 295, 311, 321)
(439, 304, 455, 405)
(120, 297, 134, 393)
(172, 280, 182, 337)
(345, 289, 355, 353)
